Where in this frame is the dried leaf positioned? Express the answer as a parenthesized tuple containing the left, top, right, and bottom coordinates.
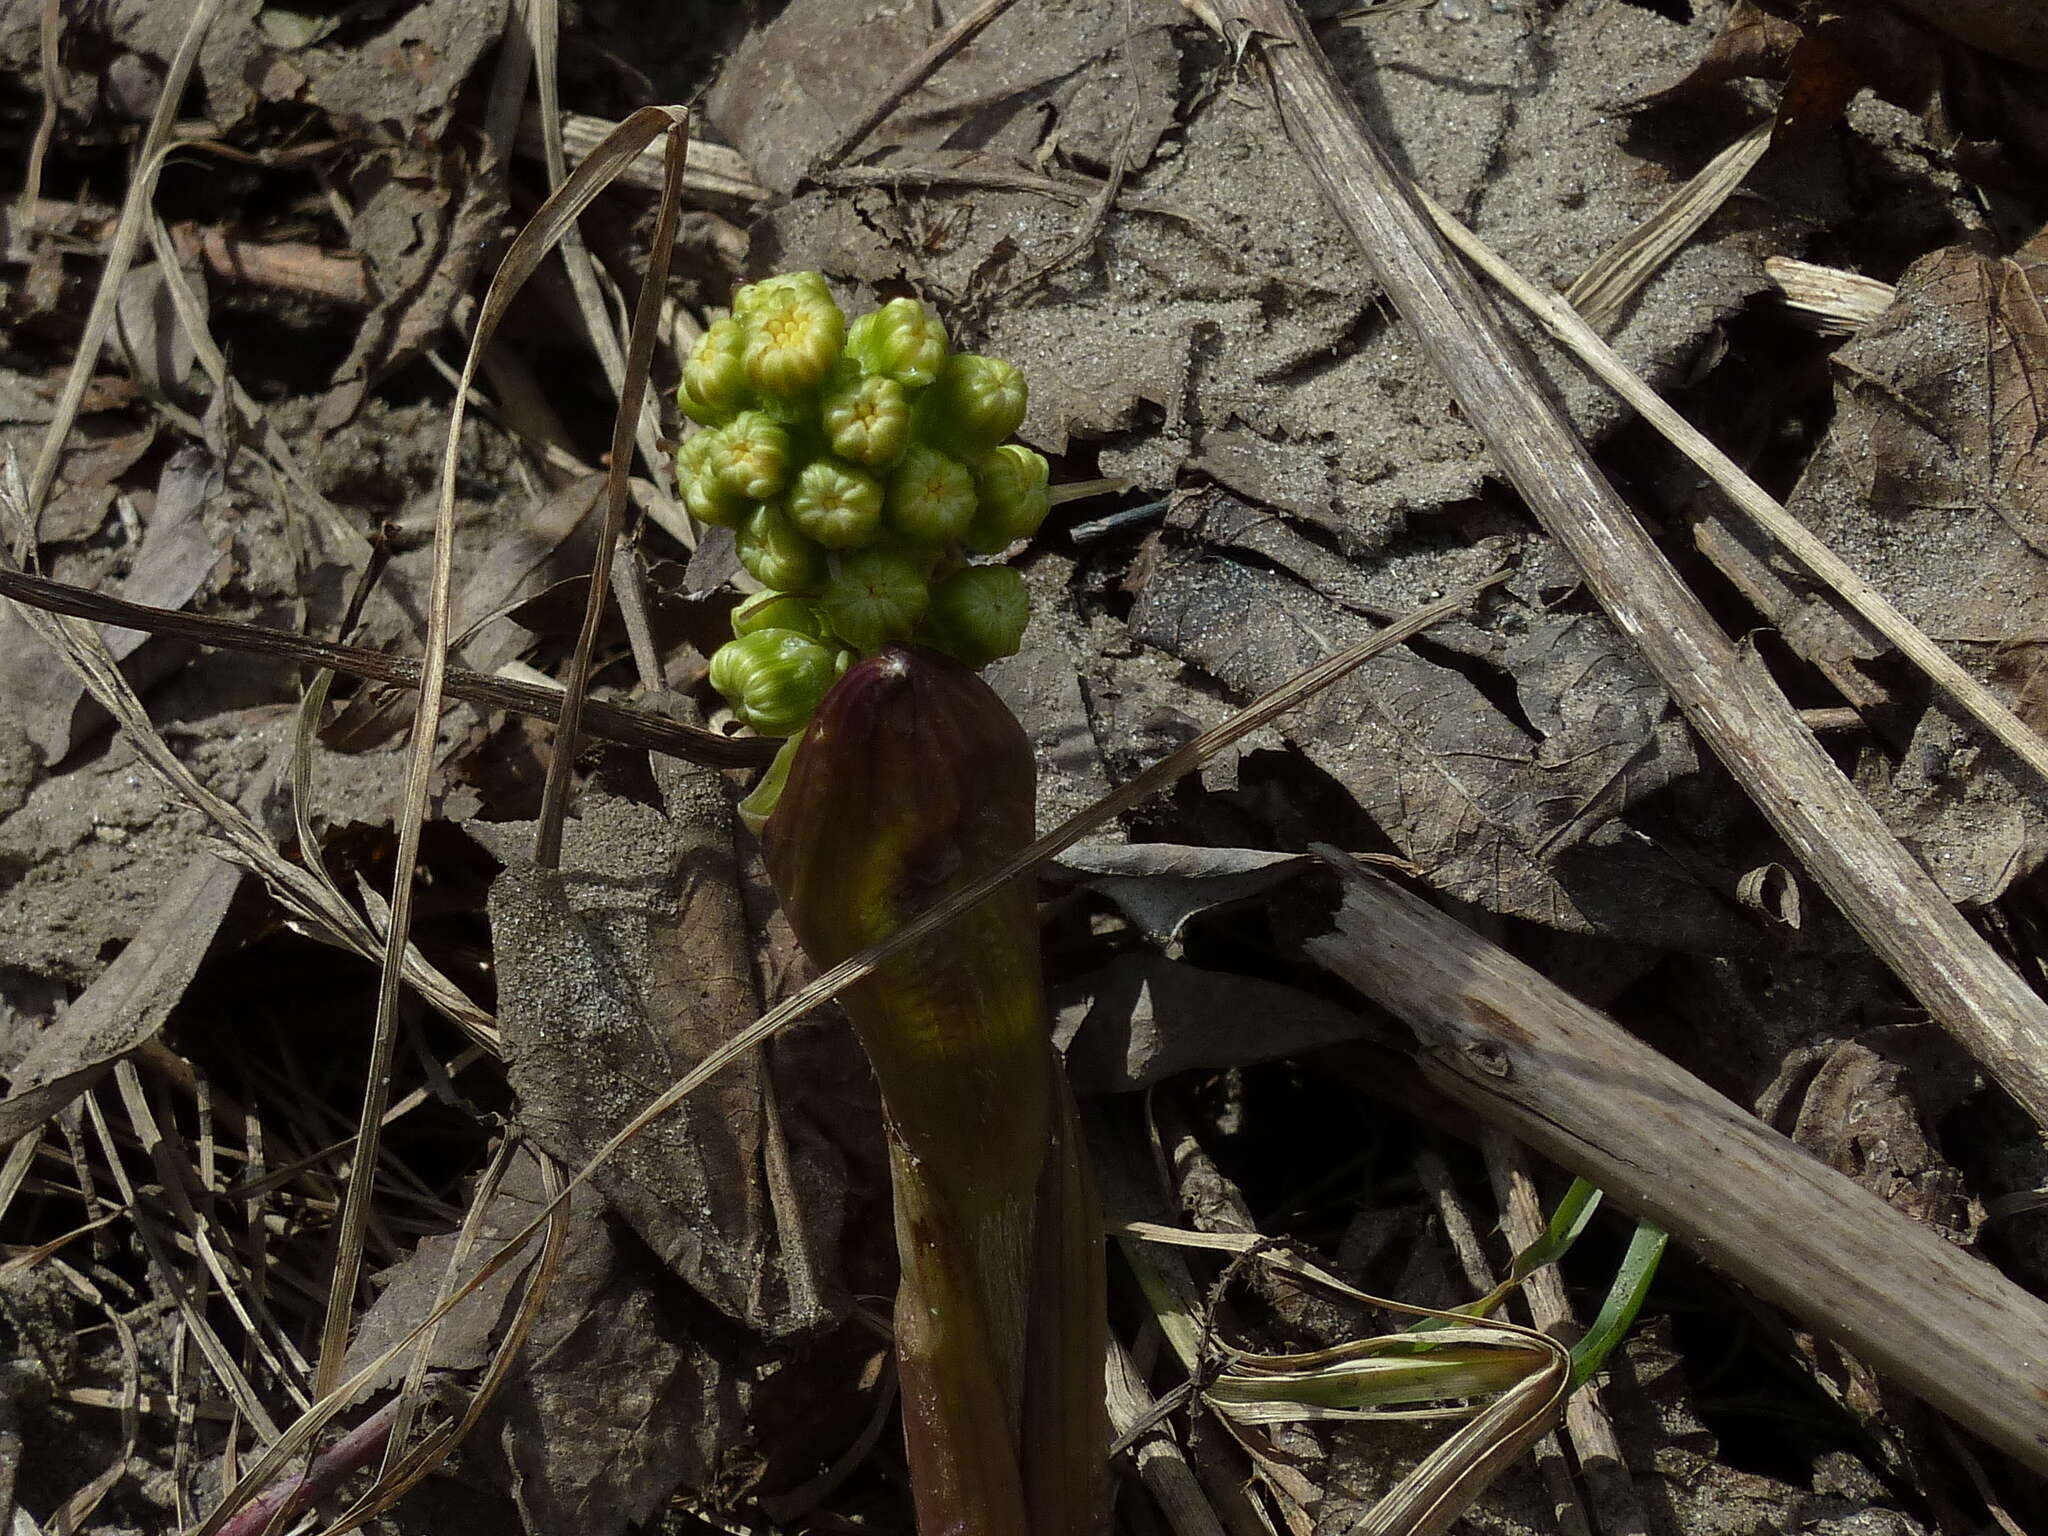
(317, 145, 510, 431)
(24, 416, 155, 543)
(343, 1143, 739, 1536)
(297, 0, 512, 134)
(1, 442, 221, 762)
(1052, 840, 1313, 951)
(0, 851, 238, 1144)
(708, 0, 1183, 196)
(1053, 951, 1390, 1095)
(1773, 236, 2048, 903)
(109, 259, 204, 400)
(1128, 489, 1756, 949)
(484, 761, 847, 1335)
(1786, 1036, 1983, 1244)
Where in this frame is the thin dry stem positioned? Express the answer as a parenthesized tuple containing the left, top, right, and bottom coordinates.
(533, 118, 689, 869)
(23, 0, 232, 521)
(0, 564, 777, 769)
(311, 102, 695, 1398)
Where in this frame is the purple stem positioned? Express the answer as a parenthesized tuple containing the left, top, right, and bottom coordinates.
(214, 1396, 403, 1536)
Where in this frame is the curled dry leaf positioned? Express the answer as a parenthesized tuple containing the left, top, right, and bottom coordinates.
(1735, 862, 1802, 928)
(1051, 840, 1314, 951)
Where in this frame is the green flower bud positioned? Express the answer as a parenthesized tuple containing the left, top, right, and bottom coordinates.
(733, 590, 827, 640)
(787, 458, 885, 550)
(923, 354, 1027, 454)
(821, 548, 930, 653)
(732, 270, 834, 323)
(885, 443, 978, 546)
(676, 429, 747, 528)
(965, 444, 1051, 553)
(708, 627, 845, 737)
(920, 564, 1031, 668)
(745, 287, 845, 400)
(821, 373, 911, 468)
(709, 411, 793, 502)
(679, 317, 749, 425)
(737, 503, 828, 593)
(845, 296, 949, 388)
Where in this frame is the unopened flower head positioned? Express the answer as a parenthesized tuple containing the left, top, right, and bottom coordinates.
(846, 296, 950, 387)
(737, 503, 827, 593)
(710, 411, 793, 502)
(822, 548, 931, 654)
(708, 627, 846, 736)
(745, 287, 845, 400)
(788, 458, 886, 550)
(886, 444, 978, 546)
(732, 590, 828, 640)
(822, 373, 912, 467)
(922, 564, 1031, 668)
(925, 354, 1027, 454)
(967, 445, 1051, 553)
(680, 317, 750, 425)
(676, 430, 747, 528)
(733, 270, 835, 323)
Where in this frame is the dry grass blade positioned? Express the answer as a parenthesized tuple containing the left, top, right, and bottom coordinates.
(19, 0, 60, 220)
(1562, 120, 1772, 335)
(526, 110, 768, 202)
(1414, 191, 2048, 792)
(1195, 0, 2048, 1135)
(533, 117, 689, 868)
(519, 0, 688, 544)
(0, 853, 237, 1146)
(44, 1258, 143, 1529)
(1763, 254, 1896, 333)
(22, 0, 231, 521)
(1357, 1361, 1570, 1536)
(1119, 1222, 1567, 1534)
(80, 1077, 280, 1441)
(111, 1062, 314, 1410)
(311, 102, 692, 1396)
(376, 1136, 524, 1484)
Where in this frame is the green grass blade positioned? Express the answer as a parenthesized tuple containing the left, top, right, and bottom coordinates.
(1569, 1219, 1667, 1389)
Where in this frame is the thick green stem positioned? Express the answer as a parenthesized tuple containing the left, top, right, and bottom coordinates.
(762, 647, 1107, 1536)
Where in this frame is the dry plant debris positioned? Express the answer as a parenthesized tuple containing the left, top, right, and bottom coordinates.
(2, 1, 2047, 1534)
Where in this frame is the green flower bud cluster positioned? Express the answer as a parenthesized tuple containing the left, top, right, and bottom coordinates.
(679, 273, 1052, 737)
